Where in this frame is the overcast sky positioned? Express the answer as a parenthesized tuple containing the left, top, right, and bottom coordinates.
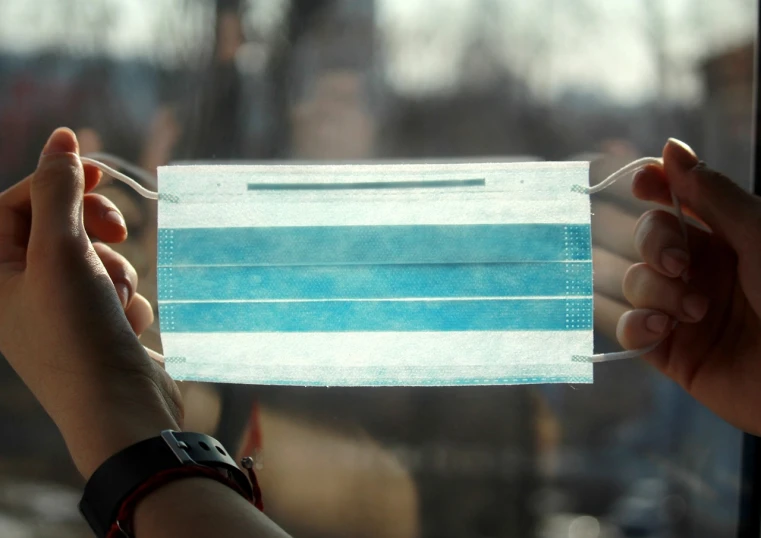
(0, 0, 755, 104)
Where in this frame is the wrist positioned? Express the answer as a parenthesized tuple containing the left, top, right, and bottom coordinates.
(58, 381, 180, 479)
(67, 414, 179, 480)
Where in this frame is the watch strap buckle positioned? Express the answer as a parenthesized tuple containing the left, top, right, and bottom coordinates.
(160, 430, 195, 465)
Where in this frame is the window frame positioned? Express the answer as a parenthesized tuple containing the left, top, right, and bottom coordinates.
(737, 4, 761, 537)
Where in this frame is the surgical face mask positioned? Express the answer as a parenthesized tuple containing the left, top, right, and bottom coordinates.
(81, 156, 667, 387)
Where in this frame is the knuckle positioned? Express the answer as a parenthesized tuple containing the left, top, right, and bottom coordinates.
(33, 159, 84, 197)
(692, 162, 722, 181)
(634, 210, 678, 253)
(634, 210, 660, 244)
(35, 153, 83, 184)
(111, 257, 133, 281)
(689, 164, 731, 197)
(622, 263, 647, 302)
(116, 254, 137, 284)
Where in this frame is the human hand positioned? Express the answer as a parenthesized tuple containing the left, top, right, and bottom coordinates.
(0, 128, 182, 478)
(618, 138, 761, 434)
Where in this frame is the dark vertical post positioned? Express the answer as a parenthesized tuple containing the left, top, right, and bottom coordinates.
(184, 0, 244, 159)
(737, 4, 761, 537)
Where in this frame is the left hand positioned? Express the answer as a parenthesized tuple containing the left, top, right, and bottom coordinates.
(0, 128, 182, 478)
(0, 139, 155, 338)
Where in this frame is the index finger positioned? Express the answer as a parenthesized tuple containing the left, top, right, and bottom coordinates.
(632, 164, 705, 225)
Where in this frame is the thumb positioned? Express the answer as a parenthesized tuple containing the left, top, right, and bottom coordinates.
(663, 138, 760, 253)
(29, 128, 87, 250)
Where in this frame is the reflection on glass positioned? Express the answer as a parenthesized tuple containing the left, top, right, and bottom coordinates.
(0, 0, 754, 536)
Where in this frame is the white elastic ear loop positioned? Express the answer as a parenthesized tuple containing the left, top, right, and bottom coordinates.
(584, 157, 662, 194)
(80, 156, 159, 200)
(84, 152, 158, 189)
(579, 156, 689, 364)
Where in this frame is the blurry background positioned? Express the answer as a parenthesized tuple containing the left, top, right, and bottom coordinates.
(0, 0, 756, 537)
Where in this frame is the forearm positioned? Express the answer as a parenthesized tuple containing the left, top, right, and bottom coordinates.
(134, 478, 290, 538)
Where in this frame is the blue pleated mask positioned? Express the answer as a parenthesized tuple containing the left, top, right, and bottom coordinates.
(152, 161, 598, 386)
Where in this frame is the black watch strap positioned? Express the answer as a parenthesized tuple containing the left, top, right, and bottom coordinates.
(79, 431, 251, 537)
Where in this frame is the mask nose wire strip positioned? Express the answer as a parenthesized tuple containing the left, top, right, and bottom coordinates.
(577, 156, 689, 364)
(80, 157, 159, 200)
(82, 156, 686, 366)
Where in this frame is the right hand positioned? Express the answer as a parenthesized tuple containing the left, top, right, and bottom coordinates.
(617, 138, 761, 434)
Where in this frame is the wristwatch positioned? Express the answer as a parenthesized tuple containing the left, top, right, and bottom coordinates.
(79, 430, 253, 537)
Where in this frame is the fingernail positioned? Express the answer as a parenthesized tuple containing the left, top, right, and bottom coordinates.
(104, 208, 126, 229)
(661, 248, 689, 277)
(683, 293, 709, 321)
(666, 138, 699, 171)
(646, 313, 669, 334)
(115, 282, 130, 309)
(41, 128, 77, 156)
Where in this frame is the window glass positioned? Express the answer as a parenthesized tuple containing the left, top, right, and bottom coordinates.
(0, 1, 755, 536)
